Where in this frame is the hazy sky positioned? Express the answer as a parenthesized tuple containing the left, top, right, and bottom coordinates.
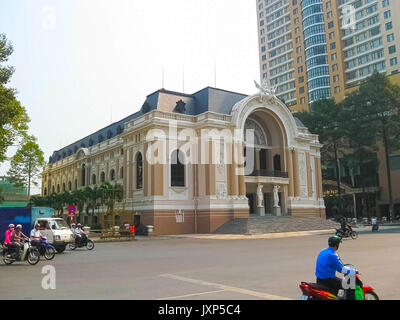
(0, 0, 260, 193)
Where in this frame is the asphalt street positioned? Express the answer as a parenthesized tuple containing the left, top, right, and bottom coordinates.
(1, 226, 399, 300)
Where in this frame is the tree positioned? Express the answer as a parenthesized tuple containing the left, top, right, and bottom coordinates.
(346, 72, 400, 220)
(85, 186, 101, 217)
(0, 186, 4, 204)
(99, 182, 123, 227)
(71, 189, 86, 216)
(297, 98, 348, 194)
(7, 136, 45, 198)
(0, 34, 30, 163)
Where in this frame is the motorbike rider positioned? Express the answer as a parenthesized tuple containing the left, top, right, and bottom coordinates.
(11, 224, 29, 255)
(371, 217, 378, 231)
(315, 236, 358, 300)
(74, 223, 85, 244)
(30, 223, 43, 248)
(340, 217, 353, 235)
(4, 224, 18, 256)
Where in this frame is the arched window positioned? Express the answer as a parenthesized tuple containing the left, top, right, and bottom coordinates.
(101, 172, 105, 183)
(171, 149, 185, 187)
(44, 188, 47, 196)
(81, 164, 86, 187)
(52, 186, 55, 193)
(136, 153, 143, 189)
(110, 169, 115, 181)
(62, 183, 66, 192)
(120, 167, 123, 179)
(74, 179, 78, 190)
(57, 184, 60, 193)
(68, 181, 72, 191)
(92, 174, 96, 185)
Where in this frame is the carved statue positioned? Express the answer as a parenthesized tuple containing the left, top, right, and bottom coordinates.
(257, 184, 263, 208)
(254, 79, 277, 103)
(273, 185, 280, 208)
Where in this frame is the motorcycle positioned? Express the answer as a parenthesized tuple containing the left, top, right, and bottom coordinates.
(335, 226, 358, 240)
(298, 264, 379, 300)
(36, 237, 56, 260)
(2, 240, 40, 265)
(68, 233, 94, 251)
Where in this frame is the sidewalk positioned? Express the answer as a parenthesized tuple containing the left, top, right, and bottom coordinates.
(166, 228, 337, 240)
(91, 229, 338, 242)
(91, 225, 399, 242)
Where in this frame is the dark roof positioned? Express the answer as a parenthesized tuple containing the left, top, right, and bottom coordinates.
(49, 87, 302, 164)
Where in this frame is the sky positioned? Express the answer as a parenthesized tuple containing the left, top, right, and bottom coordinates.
(0, 0, 260, 194)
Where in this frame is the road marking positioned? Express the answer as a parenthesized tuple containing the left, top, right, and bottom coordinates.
(160, 273, 293, 300)
(157, 290, 226, 300)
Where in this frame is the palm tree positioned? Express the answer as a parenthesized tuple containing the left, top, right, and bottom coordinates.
(98, 182, 123, 228)
(84, 186, 102, 225)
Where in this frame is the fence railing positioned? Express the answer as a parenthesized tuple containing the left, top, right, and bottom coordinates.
(246, 170, 289, 178)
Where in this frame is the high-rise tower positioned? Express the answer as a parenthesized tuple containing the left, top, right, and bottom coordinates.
(257, 0, 400, 112)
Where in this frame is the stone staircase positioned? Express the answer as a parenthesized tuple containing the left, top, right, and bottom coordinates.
(214, 216, 340, 235)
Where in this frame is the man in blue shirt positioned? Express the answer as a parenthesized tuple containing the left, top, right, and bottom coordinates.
(315, 236, 356, 300)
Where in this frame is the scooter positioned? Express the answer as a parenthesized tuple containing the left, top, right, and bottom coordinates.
(298, 264, 378, 300)
(37, 237, 56, 260)
(3, 240, 40, 265)
(68, 233, 94, 251)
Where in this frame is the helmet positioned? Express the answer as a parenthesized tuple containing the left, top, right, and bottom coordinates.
(16, 224, 22, 229)
(328, 236, 342, 247)
(8, 224, 14, 228)
(71, 223, 76, 226)
(35, 223, 40, 227)
(77, 223, 81, 226)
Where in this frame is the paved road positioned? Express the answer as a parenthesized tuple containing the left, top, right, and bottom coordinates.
(1, 226, 399, 300)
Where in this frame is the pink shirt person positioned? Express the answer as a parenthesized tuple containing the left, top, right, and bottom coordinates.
(4, 229, 13, 245)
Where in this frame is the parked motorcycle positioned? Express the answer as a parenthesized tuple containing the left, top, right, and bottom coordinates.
(37, 237, 56, 260)
(298, 264, 378, 300)
(335, 227, 358, 240)
(2, 240, 40, 265)
(68, 233, 94, 251)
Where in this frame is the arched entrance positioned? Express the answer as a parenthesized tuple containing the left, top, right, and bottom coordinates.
(243, 110, 288, 216)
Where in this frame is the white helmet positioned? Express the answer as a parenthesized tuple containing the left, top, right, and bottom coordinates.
(8, 224, 14, 228)
(16, 224, 22, 229)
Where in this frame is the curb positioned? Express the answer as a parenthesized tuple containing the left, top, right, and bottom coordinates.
(92, 237, 136, 243)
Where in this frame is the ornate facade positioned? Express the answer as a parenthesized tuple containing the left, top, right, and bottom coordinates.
(42, 85, 325, 235)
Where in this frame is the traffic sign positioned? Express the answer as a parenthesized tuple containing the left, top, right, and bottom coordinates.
(68, 205, 76, 217)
